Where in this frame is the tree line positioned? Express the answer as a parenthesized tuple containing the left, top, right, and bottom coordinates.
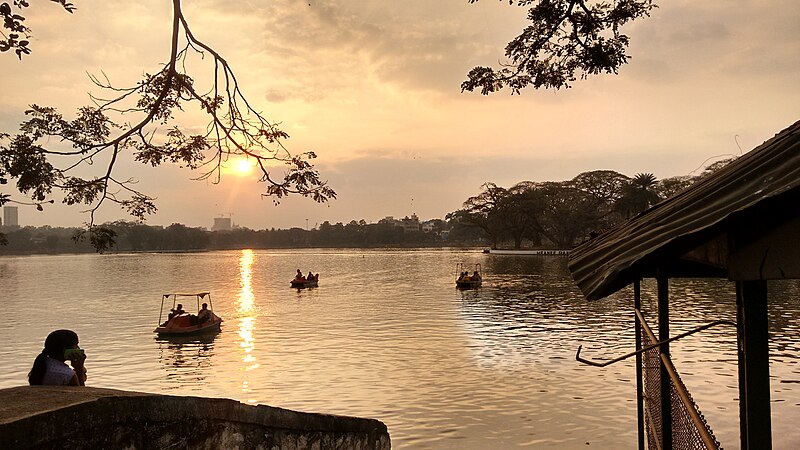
(0, 219, 484, 255)
(3, 1, 659, 250)
(0, 159, 732, 255)
(447, 160, 732, 249)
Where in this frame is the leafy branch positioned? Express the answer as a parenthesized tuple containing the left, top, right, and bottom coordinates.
(1, 0, 336, 251)
(462, 0, 656, 94)
(0, 0, 75, 59)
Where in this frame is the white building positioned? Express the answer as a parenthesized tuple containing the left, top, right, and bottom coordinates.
(212, 217, 232, 231)
(380, 214, 420, 232)
(399, 213, 420, 232)
(3, 206, 19, 228)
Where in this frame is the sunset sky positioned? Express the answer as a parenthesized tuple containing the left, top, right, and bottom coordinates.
(1, 0, 798, 230)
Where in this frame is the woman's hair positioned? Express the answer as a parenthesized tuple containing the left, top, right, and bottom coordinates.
(28, 329, 79, 385)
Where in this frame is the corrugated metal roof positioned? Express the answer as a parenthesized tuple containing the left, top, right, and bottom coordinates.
(568, 120, 800, 300)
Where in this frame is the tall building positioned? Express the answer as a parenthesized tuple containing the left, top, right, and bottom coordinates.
(3, 206, 19, 228)
(212, 217, 232, 231)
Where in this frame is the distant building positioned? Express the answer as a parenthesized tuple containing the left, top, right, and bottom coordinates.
(379, 214, 420, 232)
(421, 222, 434, 233)
(399, 213, 420, 232)
(378, 216, 398, 226)
(212, 217, 232, 231)
(3, 206, 19, 228)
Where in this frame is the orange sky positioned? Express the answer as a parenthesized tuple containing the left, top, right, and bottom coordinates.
(1, 0, 798, 230)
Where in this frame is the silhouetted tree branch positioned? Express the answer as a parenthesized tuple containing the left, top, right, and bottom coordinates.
(1, 0, 336, 251)
(0, 0, 75, 59)
(462, 0, 656, 94)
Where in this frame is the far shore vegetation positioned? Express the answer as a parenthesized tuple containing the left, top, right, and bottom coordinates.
(1, 161, 732, 256)
(3, 0, 658, 252)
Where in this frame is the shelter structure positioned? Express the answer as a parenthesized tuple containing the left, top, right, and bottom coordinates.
(568, 120, 800, 449)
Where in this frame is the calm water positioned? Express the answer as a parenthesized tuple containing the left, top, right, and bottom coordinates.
(1, 249, 799, 449)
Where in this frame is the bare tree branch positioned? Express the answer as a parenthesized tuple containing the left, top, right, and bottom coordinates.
(1, 0, 336, 251)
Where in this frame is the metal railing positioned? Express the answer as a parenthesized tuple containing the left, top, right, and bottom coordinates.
(637, 309, 722, 450)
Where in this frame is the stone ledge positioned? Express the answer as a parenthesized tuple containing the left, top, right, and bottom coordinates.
(0, 386, 391, 449)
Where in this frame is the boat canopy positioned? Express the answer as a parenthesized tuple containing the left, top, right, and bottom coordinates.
(163, 292, 211, 298)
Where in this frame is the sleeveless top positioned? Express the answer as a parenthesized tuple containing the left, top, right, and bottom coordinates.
(41, 357, 76, 385)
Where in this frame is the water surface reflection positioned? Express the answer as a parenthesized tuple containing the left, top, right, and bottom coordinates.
(156, 334, 217, 383)
(1, 250, 799, 449)
(237, 249, 259, 403)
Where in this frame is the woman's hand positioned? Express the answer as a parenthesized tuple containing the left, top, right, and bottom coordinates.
(68, 349, 87, 384)
(77, 365, 88, 384)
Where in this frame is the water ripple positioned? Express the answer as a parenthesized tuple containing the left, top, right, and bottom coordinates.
(1, 251, 799, 448)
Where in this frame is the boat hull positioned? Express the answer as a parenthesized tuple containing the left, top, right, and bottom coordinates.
(154, 318, 222, 336)
(291, 280, 318, 288)
(456, 280, 482, 289)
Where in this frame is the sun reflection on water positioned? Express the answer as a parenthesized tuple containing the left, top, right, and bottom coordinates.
(237, 249, 259, 402)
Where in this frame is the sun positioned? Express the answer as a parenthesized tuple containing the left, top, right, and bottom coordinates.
(232, 158, 255, 176)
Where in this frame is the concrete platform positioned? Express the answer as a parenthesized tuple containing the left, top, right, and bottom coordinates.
(0, 386, 390, 449)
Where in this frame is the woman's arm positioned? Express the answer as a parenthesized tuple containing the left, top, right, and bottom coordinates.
(72, 362, 87, 386)
(69, 352, 88, 386)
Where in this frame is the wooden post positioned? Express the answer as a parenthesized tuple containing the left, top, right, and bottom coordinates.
(737, 280, 772, 449)
(634, 279, 645, 450)
(657, 272, 671, 450)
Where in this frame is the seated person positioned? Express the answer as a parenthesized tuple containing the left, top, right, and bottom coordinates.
(197, 303, 212, 323)
(170, 303, 185, 319)
(472, 271, 482, 281)
(295, 269, 305, 282)
(307, 271, 316, 281)
(28, 329, 87, 386)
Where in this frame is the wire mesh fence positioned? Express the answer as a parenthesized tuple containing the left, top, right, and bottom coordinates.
(640, 313, 722, 450)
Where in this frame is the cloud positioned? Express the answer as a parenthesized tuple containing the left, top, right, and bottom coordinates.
(192, 0, 528, 102)
(668, 21, 730, 44)
(2, 0, 799, 231)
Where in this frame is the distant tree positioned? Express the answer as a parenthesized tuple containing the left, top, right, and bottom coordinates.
(535, 181, 603, 247)
(506, 181, 547, 248)
(697, 157, 736, 179)
(615, 172, 660, 217)
(568, 169, 629, 227)
(654, 175, 693, 200)
(570, 170, 629, 205)
(462, 0, 656, 94)
(447, 182, 511, 248)
(1, 0, 335, 251)
(343, 220, 366, 244)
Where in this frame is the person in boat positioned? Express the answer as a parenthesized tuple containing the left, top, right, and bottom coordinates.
(168, 303, 186, 320)
(197, 303, 212, 323)
(295, 269, 306, 282)
(28, 329, 87, 386)
(307, 271, 316, 282)
(472, 270, 481, 282)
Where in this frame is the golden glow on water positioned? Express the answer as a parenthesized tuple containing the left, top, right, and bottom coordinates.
(5, 251, 800, 448)
(237, 250, 259, 401)
(238, 249, 255, 312)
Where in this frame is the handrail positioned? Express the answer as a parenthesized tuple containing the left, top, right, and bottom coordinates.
(637, 309, 721, 450)
(576, 318, 736, 367)
(644, 407, 662, 450)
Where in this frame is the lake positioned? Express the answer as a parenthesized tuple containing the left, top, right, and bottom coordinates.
(1, 249, 798, 449)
